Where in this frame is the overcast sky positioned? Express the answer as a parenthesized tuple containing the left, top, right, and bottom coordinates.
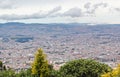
(0, 0, 120, 24)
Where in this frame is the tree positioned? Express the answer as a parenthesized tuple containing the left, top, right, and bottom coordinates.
(59, 59, 111, 77)
(0, 61, 6, 71)
(101, 64, 120, 77)
(0, 61, 3, 71)
(32, 48, 49, 77)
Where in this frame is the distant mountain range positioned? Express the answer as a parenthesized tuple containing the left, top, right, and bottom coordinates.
(0, 22, 119, 26)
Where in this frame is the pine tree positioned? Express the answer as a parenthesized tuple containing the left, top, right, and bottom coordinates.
(32, 48, 49, 77)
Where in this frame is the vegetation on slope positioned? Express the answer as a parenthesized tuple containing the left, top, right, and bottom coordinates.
(0, 48, 119, 77)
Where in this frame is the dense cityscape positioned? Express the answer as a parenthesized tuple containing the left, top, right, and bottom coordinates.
(0, 23, 120, 71)
(0, 0, 120, 77)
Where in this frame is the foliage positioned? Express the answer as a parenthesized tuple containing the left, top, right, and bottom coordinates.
(0, 61, 15, 77)
(32, 48, 49, 77)
(0, 60, 3, 71)
(0, 60, 6, 71)
(59, 59, 112, 77)
(101, 64, 120, 77)
(0, 49, 116, 77)
(0, 61, 2, 68)
(15, 68, 33, 77)
(0, 69, 15, 77)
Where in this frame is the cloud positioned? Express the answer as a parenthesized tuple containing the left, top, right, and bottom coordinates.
(0, 0, 15, 9)
(47, 6, 61, 15)
(62, 7, 83, 17)
(0, 7, 84, 20)
(114, 8, 120, 12)
(84, 2, 91, 9)
(0, 2, 118, 21)
(0, 13, 47, 20)
(0, 6, 62, 20)
(93, 2, 108, 10)
(85, 2, 108, 14)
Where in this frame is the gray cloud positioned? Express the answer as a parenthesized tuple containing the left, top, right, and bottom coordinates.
(84, 2, 91, 9)
(0, 6, 62, 20)
(85, 3, 108, 14)
(0, 2, 111, 21)
(62, 7, 83, 17)
(0, 13, 45, 20)
(47, 6, 61, 15)
(115, 8, 120, 12)
(0, 7, 84, 20)
(0, 0, 15, 9)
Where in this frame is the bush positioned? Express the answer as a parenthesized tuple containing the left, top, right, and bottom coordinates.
(101, 64, 120, 77)
(15, 68, 33, 77)
(0, 69, 15, 77)
(59, 59, 112, 77)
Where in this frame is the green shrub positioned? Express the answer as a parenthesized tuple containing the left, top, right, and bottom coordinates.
(59, 59, 112, 77)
